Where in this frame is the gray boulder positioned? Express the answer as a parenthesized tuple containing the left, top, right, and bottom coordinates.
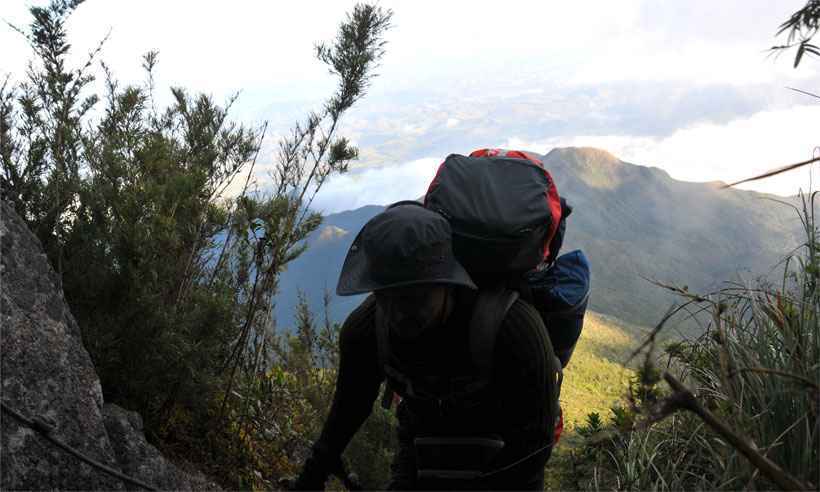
(1, 201, 218, 490)
(102, 404, 219, 491)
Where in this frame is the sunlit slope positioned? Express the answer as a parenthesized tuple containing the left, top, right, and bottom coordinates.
(559, 311, 642, 430)
(544, 147, 800, 329)
(543, 312, 643, 490)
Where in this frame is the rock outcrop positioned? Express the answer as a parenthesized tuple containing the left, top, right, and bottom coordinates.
(102, 404, 217, 490)
(1, 200, 217, 490)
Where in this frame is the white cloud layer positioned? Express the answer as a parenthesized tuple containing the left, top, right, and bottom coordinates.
(506, 105, 820, 196)
(3, 0, 813, 116)
(310, 158, 441, 214)
(3, 0, 817, 209)
(310, 104, 820, 214)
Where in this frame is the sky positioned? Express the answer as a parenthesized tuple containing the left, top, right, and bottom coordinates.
(2, 0, 819, 214)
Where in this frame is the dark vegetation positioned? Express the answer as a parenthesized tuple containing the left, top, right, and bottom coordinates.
(772, 0, 820, 68)
(1, 0, 394, 487)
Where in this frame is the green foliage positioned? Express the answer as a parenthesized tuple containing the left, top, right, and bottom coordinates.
(222, 293, 396, 489)
(1, 1, 392, 488)
(556, 313, 639, 431)
(303, 293, 396, 490)
(561, 372, 725, 491)
(577, 412, 603, 437)
(541, 313, 640, 490)
(560, 191, 820, 491)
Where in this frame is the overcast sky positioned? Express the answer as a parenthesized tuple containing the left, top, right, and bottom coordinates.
(3, 0, 819, 213)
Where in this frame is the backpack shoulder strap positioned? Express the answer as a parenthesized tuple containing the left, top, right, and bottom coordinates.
(374, 304, 390, 374)
(376, 305, 424, 409)
(469, 286, 520, 383)
(374, 305, 397, 409)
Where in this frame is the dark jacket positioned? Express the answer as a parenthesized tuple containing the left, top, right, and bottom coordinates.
(298, 290, 558, 490)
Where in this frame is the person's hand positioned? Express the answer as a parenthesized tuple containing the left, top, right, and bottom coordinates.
(277, 477, 296, 490)
(289, 462, 328, 491)
(288, 445, 343, 491)
(282, 470, 361, 491)
(339, 471, 362, 491)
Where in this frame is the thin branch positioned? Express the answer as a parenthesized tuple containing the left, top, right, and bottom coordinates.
(728, 367, 820, 392)
(625, 303, 685, 367)
(786, 86, 820, 100)
(208, 121, 268, 289)
(722, 156, 820, 189)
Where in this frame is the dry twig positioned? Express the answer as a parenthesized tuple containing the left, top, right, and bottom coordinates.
(722, 156, 820, 189)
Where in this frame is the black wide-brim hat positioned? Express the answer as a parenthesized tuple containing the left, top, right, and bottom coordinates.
(337, 201, 477, 296)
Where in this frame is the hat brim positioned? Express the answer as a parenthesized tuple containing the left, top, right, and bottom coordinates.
(336, 230, 477, 296)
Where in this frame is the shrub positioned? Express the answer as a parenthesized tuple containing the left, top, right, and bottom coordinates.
(1, 1, 392, 487)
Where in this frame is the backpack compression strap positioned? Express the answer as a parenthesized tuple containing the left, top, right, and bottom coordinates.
(374, 305, 398, 409)
(375, 289, 520, 408)
(469, 286, 520, 383)
(374, 305, 428, 407)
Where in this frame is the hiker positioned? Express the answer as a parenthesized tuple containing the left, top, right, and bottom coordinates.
(292, 201, 562, 491)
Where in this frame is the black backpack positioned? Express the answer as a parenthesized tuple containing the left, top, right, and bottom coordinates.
(425, 149, 568, 280)
(421, 148, 586, 365)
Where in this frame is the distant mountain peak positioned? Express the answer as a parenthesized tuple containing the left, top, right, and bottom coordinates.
(547, 146, 621, 165)
(543, 146, 628, 189)
(279, 146, 801, 331)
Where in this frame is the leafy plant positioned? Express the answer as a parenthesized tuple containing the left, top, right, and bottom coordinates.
(1, 1, 392, 488)
(565, 190, 819, 491)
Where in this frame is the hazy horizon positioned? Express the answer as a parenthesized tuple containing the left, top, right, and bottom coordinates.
(3, 0, 819, 213)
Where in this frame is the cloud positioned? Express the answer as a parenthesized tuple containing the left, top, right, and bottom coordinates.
(328, 79, 820, 176)
(313, 105, 820, 214)
(568, 27, 816, 87)
(5, 0, 816, 206)
(222, 104, 820, 213)
(0, 1, 637, 110)
(505, 104, 820, 196)
(309, 158, 441, 214)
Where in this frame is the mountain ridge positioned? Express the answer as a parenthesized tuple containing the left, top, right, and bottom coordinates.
(275, 146, 802, 330)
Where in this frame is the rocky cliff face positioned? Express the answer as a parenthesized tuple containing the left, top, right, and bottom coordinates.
(0, 201, 217, 490)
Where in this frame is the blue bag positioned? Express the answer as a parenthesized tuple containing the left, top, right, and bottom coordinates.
(526, 250, 590, 367)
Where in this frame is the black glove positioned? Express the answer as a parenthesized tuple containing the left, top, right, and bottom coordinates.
(291, 445, 343, 491)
